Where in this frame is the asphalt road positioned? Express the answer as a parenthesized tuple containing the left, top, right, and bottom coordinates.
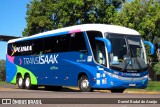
(0, 84, 160, 107)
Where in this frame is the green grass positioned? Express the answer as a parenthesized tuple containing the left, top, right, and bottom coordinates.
(146, 81, 160, 91)
(0, 81, 7, 85)
(126, 81, 160, 92)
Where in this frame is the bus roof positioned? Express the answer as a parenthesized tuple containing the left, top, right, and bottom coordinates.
(8, 24, 140, 43)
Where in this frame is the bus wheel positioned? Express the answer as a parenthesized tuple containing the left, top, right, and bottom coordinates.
(78, 75, 93, 92)
(17, 75, 25, 89)
(111, 89, 125, 93)
(24, 74, 37, 90)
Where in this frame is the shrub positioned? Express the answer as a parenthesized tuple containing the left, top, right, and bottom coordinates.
(153, 63, 160, 75)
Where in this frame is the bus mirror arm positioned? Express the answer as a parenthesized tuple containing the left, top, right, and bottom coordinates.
(95, 37, 112, 53)
(144, 40, 155, 55)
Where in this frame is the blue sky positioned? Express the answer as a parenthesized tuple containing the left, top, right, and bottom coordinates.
(0, 0, 133, 60)
(0, 0, 29, 60)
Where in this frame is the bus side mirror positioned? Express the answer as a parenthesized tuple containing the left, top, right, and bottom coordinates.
(144, 41, 154, 55)
(95, 37, 112, 53)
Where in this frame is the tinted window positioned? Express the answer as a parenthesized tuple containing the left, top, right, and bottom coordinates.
(71, 32, 88, 54)
(7, 43, 12, 56)
(43, 36, 57, 53)
(7, 32, 88, 56)
(7, 40, 33, 56)
(107, 35, 127, 59)
(95, 41, 107, 65)
(32, 39, 44, 55)
(56, 34, 70, 52)
(87, 31, 104, 63)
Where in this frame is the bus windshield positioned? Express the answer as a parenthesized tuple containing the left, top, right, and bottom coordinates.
(106, 33, 147, 72)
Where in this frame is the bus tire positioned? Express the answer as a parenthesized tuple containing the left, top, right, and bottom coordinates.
(17, 75, 25, 89)
(78, 75, 93, 92)
(111, 89, 125, 93)
(24, 74, 37, 90)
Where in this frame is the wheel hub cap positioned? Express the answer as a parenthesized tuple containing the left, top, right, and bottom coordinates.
(81, 80, 89, 89)
(25, 78, 30, 87)
(19, 78, 23, 86)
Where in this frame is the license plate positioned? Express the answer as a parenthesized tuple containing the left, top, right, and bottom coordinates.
(129, 84, 136, 86)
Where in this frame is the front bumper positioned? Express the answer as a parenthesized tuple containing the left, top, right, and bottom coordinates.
(91, 72, 148, 89)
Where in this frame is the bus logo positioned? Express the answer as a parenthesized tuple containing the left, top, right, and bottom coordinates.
(23, 54, 59, 65)
(10, 44, 32, 56)
(80, 54, 83, 59)
(77, 54, 86, 62)
(10, 44, 16, 56)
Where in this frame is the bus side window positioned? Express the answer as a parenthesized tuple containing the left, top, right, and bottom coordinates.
(7, 43, 13, 56)
(32, 39, 44, 55)
(56, 34, 70, 53)
(43, 36, 57, 53)
(70, 32, 88, 54)
(7, 41, 33, 56)
(95, 41, 107, 65)
(86, 31, 107, 66)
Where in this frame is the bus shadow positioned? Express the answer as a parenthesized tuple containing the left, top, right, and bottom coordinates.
(3, 85, 107, 93)
(60, 87, 80, 92)
(36, 87, 81, 92)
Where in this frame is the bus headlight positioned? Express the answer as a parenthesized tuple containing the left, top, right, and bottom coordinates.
(112, 74, 119, 79)
(143, 75, 148, 79)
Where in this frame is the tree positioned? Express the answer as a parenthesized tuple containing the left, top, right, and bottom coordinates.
(111, 0, 160, 80)
(112, 0, 160, 42)
(23, 0, 125, 36)
(153, 63, 160, 75)
(23, 0, 56, 36)
(0, 60, 6, 81)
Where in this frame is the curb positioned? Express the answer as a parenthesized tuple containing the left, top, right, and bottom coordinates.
(68, 87, 160, 94)
(125, 91, 160, 94)
(0, 86, 160, 94)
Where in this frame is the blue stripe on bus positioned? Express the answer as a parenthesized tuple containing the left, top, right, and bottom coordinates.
(63, 59, 97, 72)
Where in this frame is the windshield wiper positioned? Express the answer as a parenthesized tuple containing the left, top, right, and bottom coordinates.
(122, 59, 130, 71)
